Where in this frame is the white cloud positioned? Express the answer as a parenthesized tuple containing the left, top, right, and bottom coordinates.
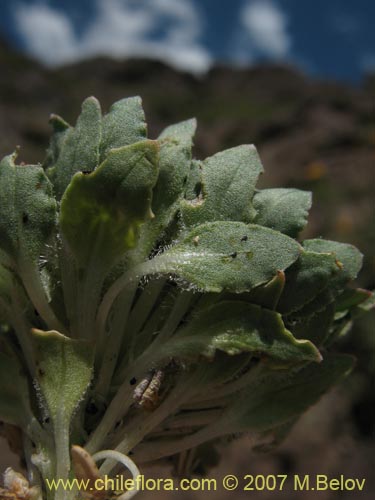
(13, 0, 212, 74)
(239, 0, 291, 58)
(14, 3, 77, 66)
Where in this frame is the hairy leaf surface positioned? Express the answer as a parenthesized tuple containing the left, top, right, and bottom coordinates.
(253, 188, 312, 237)
(153, 222, 301, 292)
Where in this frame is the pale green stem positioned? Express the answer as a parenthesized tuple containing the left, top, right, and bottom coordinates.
(77, 263, 106, 341)
(95, 261, 155, 341)
(126, 278, 167, 362)
(95, 284, 137, 398)
(114, 288, 195, 384)
(18, 259, 67, 334)
(96, 253, 196, 338)
(151, 290, 196, 346)
(126, 278, 167, 339)
(54, 416, 71, 500)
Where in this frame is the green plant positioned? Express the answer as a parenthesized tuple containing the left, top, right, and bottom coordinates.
(0, 96, 373, 500)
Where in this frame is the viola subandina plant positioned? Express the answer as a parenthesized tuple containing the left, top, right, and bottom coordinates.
(0, 96, 373, 500)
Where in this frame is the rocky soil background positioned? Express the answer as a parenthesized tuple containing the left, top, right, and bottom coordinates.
(0, 38, 374, 498)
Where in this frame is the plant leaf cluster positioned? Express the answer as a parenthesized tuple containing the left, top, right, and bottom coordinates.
(0, 96, 373, 494)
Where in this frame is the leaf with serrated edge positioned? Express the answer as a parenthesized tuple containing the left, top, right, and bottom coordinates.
(181, 145, 263, 226)
(253, 188, 312, 237)
(162, 301, 321, 364)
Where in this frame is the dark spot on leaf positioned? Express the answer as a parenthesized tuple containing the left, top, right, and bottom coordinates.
(22, 212, 29, 224)
(81, 170, 91, 175)
(130, 377, 137, 385)
(183, 175, 188, 185)
(43, 417, 50, 424)
(241, 235, 248, 242)
(230, 252, 237, 258)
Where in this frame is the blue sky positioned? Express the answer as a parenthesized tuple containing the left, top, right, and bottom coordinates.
(1, 0, 374, 82)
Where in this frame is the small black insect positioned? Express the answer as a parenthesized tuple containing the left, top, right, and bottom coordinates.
(240, 235, 248, 242)
(230, 252, 237, 258)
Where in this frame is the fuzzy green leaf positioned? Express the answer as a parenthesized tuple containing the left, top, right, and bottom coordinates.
(32, 329, 94, 426)
(48, 97, 102, 198)
(246, 271, 285, 310)
(303, 239, 363, 285)
(180, 145, 263, 226)
(163, 301, 321, 364)
(100, 96, 147, 160)
(289, 303, 335, 346)
(152, 222, 301, 292)
(43, 114, 71, 170)
(60, 140, 159, 267)
(289, 240, 364, 318)
(0, 153, 57, 262)
(335, 288, 372, 312)
(278, 251, 341, 314)
(253, 188, 312, 237)
(184, 160, 201, 200)
(226, 354, 353, 432)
